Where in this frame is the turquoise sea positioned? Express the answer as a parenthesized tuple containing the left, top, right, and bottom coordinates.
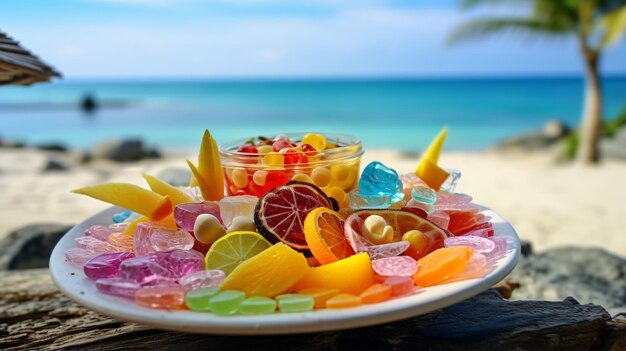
(1, 77, 624, 152)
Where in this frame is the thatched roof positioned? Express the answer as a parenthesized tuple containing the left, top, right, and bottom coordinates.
(0, 30, 61, 86)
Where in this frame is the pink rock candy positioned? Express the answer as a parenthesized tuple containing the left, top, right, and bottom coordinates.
(428, 211, 450, 229)
(359, 241, 411, 260)
(75, 236, 123, 254)
(119, 255, 176, 285)
(133, 222, 194, 256)
(444, 236, 495, 254)
(96, 277, 141, 298)
(485, 236, 507, 260)
(152, 249, 204, 278)
(372, 256, 418, 277)
(83, 252, 135, 280)
(173, 201, 222, 232)
(384, 276, 415, 296)
(108, 223, 129, 232)
(179, 269, 225, 291)
(84, 225, 113, 241)
(65, 248, 99, 267)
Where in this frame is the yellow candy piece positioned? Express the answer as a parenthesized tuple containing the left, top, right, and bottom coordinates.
(326, 293, 362, 309)
(292, 173, 313, 184)
(189, 130, 225, 201)
(302, 133, 327, 151)
(257, 145, 273, 154)
(415, 158, 450, 192)
(330, 163, 357, 190)
(311, 167, 331, 187)
(220, 243, 310, 297)
(294, 253, 374, 295)
(72, 183, 172, 220)
(422, 127, 448, 165)
(297, 288, 340, 309)
(187, 160, 222, 202)
(143, 174, 194, 207)
(324, 186, 348, 208)
(231, 168, 249, 188)
(253, 170, 267, 186)
(264, 152, 284, 166)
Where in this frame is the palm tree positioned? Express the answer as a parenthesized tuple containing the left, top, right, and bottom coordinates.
(449, 0, 626, 164)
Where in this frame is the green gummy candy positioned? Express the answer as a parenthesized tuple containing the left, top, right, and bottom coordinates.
(185, 287, 220, 312)
(208, 290, 245, 315)
(276, 294, 314, 313)
(239, 296, 277, 315)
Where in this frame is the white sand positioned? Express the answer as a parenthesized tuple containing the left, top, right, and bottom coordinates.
(1, 148, 624, 256)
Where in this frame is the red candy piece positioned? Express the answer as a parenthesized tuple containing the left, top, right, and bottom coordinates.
(273, 139, 291, 152)
(372, 256, 418, 277)
(302, 144, 317, 156)
(264, 170, 290, 192)
(237, 145, 258, 153)
(281, 148, 299, 165)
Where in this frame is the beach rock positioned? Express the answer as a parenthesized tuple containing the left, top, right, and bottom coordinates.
(157, 167, 191, 187)
(42, 158, 71, 172)
(497, 119, 569, 151)
(36, 142, 68, 153)
(90, 139, 161, 162)
(0, 138, 26, 148)
(508, 246, 626, 315)
(601, 128, 626, 160)
(0, 223, 73, 270)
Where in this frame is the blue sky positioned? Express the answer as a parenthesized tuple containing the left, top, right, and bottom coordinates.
(0, 0, 624, 78)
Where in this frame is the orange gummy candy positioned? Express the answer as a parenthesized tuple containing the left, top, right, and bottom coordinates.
(413, 246, 473, 287)
(296, 288, 340, 309)
(326, 293, 362, 309)
(360, 284, 392, 304)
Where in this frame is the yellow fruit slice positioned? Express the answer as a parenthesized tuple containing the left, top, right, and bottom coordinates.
(205, 231, 272, 276)
(294, 253, 374, 295)
(421, 126, 448, 165)
(188, 129, 225, 201)
(304, 207, 354, 265)
(72, 183, 172, 220)
(143, 173, 194, 207)
(122, 213, 178, 235)
(415, 158, 450, 192)
(220, 242, 309, 297)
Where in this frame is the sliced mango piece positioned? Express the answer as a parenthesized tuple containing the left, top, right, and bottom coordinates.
(415, 158, 450, 192)
(294, 253, 374, 295)
(72, 183, 172, 220)
(220, 243, 309, 297)
(189, 130, 225, 200)
(122, 213, 177, 235)
(413, 246, 473, 287)
(421, 126, 448, 164)
(143, 173, 194, 207)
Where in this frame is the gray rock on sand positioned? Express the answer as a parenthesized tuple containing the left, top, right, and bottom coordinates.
(601, 128, 626, 160)
(89, 139, 161, 162)
(157, 167, 192, 187)
(497, 119, 570, 150)
(508, 246, 626, 315)
(0, 223, 73, 270)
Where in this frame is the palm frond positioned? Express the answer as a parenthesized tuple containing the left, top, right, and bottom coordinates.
(600, 5, 626, 47)
(448, 17, 574, 44)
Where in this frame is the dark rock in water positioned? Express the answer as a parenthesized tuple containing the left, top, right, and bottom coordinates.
(42, 159, 70, 172)
(601, 128, 626, 160)
(90, 139, 161, 162)
(0, 223, 73, 270)
(36, 142, 68, 153)
(508, 246, 626, 315)
(497, 119, 569, 150)
(157, 167, 192, 187)
(0, 139, 26, 148)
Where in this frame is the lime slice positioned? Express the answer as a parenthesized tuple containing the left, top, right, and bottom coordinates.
(204, 231, 272, 276)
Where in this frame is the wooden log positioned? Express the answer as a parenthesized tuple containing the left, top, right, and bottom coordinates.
(0, 269, 624, 350)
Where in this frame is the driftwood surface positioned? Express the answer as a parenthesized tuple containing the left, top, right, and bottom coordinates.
(0, 269, 624, 351)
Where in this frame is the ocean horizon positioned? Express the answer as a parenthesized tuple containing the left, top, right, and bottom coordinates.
(1, 76, 624, 152)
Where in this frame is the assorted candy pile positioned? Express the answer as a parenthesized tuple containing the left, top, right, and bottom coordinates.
(67, 128, 507, 315)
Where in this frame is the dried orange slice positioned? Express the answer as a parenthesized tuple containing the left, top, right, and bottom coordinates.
(304, 208, 354, 265)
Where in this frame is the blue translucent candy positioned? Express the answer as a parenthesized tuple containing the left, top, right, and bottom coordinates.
(112, 210, 132, 223)
(349, 189, 396, 209)
(410, 186, 436, 205)
(358, 162, 404, 202)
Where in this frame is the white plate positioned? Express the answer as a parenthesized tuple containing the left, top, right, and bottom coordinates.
(50, 205, 520, 335)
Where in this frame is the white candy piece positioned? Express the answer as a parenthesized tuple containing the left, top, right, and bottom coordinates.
(227, 216, 257, 233)
(362, 215, 394, 245)
(193, 214, 226, 244)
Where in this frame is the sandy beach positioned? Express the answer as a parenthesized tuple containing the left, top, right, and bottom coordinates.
(0, 147, 624, 256)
